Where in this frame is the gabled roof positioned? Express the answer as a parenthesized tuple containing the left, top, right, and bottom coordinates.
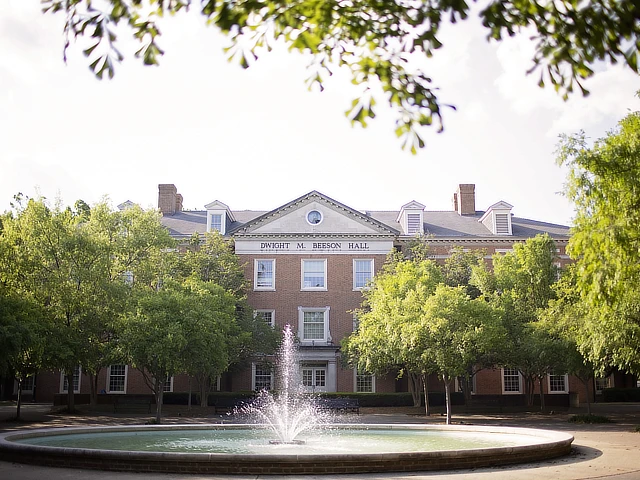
(479, 200, 513, 223)
(229, 190, 400, 236)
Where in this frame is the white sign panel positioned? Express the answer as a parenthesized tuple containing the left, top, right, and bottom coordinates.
(235, 239, 393, 255)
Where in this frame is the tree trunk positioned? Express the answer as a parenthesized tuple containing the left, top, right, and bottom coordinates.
(154, 378, 163, 424)
(16, 378, 22, 420)
(582, 378, 592, 415)
(66, 372, 75, 414)
(199, 375, 209, 408)
(538, 377, 546, 412)
(188, 377, 192, 411)
(523, 374, 535, 407)
(408, 372, 422, 408)
(422, 373, 430, 416)
(443, 376, 452, 425)
(89, 372, 99, 406)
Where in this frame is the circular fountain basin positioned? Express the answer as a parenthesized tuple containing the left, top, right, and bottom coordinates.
(0, 424, 573, 474)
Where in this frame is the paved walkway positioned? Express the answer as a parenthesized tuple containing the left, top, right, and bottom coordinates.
(1, 402, 639, 479)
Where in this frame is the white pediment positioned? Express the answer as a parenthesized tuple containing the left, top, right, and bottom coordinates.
(235, 192, 397, 236)
(486, 201, 513, 211)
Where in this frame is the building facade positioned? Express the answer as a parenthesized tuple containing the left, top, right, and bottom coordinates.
(23, 183, 635, 406)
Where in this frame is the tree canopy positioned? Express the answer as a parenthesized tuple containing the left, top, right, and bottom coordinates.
(557, 110, 640, 375)
(42, 0, 640, 152)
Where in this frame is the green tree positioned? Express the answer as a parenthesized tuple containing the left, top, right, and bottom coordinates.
(0, 289, 47, 419)
(471, 234, 562, 408)
(343, 258, 443, 412)
(118, 278, 237, 422)
(174, 232, 279, 406)
(404, 284, 503, 424)
(42, 1, 640, 152)
(0, 198, 174, 411)
(557, 110, 640, 375)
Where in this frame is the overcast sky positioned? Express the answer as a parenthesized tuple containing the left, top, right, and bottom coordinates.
(2, 1, 639, 226)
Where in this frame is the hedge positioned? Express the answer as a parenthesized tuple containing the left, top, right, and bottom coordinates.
(601, 388, 640, 402)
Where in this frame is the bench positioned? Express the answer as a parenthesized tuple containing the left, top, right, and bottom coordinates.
(320, 398, 360, 415)
(214, 397, 251, 415)
(113, 396, 153, 413)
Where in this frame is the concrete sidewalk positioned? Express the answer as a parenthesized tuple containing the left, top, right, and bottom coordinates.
(1, 402, 639, 479)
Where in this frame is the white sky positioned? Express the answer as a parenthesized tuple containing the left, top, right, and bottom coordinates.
(1, 1, 639, 226)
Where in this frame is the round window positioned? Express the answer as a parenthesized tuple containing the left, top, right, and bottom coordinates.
(307, 210, 322, 225)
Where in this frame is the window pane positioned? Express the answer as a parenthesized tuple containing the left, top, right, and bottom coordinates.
(303, 311, 325, 340)
(255, 365, 272, 391)
(503, 368, 520, 392)
(357, 373, 373, 392)
(255, 310, 274, 327)
(109, 365, 126, 392)
(63, 366, 81, 392)
(549, 374, 566, 392)
(210, 214, 222, 232)
(354, 260, 372, 288)
(303, 260, 325, 288)
(256, 260, 274, 288)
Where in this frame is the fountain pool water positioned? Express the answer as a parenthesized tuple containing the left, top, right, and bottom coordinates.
(0, 326, 574, 474)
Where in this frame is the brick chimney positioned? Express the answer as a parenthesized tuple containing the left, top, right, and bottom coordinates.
(455, 184, 476, 215)
(158, 184, 183, 215)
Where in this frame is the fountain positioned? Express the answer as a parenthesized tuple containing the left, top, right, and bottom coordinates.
(0, 325, 574, 474)
(238, 325, 329, 444)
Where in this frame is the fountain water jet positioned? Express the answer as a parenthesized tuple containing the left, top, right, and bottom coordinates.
(239, 324, 329, 444)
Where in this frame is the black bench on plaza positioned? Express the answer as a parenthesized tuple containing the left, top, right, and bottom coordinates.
(320, 398, 360, 414)
(113, 396, 153, 413)
(213, 397, 251, 415)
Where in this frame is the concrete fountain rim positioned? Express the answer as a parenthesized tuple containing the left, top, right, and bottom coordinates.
(0, 423, 574, 474)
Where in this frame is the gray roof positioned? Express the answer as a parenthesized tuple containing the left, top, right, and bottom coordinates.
(365, 211, 570, 239)
(161, 207, 570, 240)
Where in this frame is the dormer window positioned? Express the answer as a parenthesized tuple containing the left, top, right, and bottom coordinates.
(204, 200, 235, 235)
(209, 213, 223, 233)
(397, 201, 425, 236)
(479, 201, 513, 236)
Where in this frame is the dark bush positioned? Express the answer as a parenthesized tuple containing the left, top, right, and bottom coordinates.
(162, 392, 198, 405)
(601, 388, 640, 402)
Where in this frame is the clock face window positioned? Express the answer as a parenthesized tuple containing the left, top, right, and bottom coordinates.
(307, 210, 322, 225)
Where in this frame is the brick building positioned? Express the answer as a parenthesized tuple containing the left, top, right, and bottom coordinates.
(21, 183, 634, 406)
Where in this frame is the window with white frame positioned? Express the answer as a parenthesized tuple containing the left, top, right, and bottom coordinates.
(302, 363, 327, 391)
(502, 367, 522, 394)
(302, 259, 326, 290)
(254, 309, 275, 327)
(252, 363, 273, 391)
(209, 213, 223, 233)
(298, 307, 330, 344)
(353, 259, 373, 290)
(548, 372, 568, 393)
(255, 259, 275, 290)
(356, 370, 375, 392)
(163, 376, 174, 392)
(107, 365, 127, 393)
(61, 366, 81, 393)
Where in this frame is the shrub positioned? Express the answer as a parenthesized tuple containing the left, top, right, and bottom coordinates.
(568, 414, 612, 424)
(601, 388, 640, 402)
